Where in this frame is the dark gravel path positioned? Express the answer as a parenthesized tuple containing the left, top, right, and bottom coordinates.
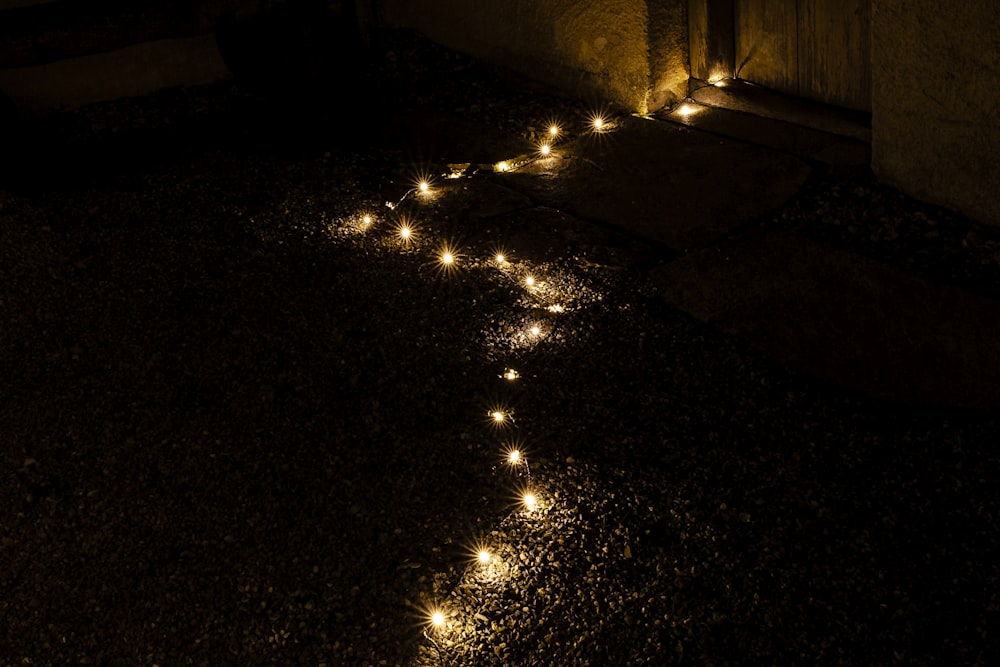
(2, 32, 999, 667)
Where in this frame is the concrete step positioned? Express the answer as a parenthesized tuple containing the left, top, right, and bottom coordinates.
(689, 77, 872, 143)
(493, 113, 1000, 410)
(501, 115, 811, 253)
(662, 100, 871, 170)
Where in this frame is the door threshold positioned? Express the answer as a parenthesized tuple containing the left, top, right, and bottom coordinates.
(688, 78, 871, 143)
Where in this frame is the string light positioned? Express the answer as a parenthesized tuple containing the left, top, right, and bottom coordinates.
(524, 275, 535, 288)
(676, 102, 702, 118)
(488, 405, 513, 428)
(477, 549, 492, 564)
(502, 368, 519, 381)
(548, 124, 560, 137)
(538, 143, 551, 157)
(522, 491, 537, 511)
(589, 114, 609, 132)
(495, 161, 510, 172)
(435, 243, 461, 275)
(428, 608, 447, 631)
(495, 253, 506, 264)
(503, 442, 532, 482)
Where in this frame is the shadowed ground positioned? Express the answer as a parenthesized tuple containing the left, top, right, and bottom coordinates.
(2, 32, 999, 666)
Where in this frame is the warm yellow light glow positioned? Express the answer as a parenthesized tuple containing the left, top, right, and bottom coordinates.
(548, 124, 560, 137)
(393, 218, 418, 245)
(677, 102, 702, 118)
(419, 180, 430, 193)
(495, 161, 510, 173)
(593, 117, 604, 130)
(477, 549, 491, 564)
(502, 442, 527, 467)
(547, 304, 565, 313)
(495, 253, 506, 264)
(503, 368, 519, 381)
(539, 143, 551, 156)
(491, 411, 506, 424)
(523, 493, 537, 511)
(524, 275, 535, 288)
(530, 325, 541, 336)
(431, 610, 445, 628)
(441, 252, 454, 265)
(362, 214, 373, 225)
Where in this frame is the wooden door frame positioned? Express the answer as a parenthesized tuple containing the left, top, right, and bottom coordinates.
(688, 0, 735, 82)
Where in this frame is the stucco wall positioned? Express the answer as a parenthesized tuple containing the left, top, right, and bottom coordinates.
(872, 0, 1000, 225)
(379, 0, 688, 113)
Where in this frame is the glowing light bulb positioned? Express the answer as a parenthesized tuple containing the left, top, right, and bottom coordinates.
(591, 116, 607, 132)
(523, 493, 537, 511)
(362, 214, 372, 225)
(530, 325, 541, 336)
(677, 102, 701, 118)
(539, 143, 551, 156)
(503, 368, 519, 381)
(495, 253, 506, 264)
(495, 161, 510, 173)
(548, 124, 560, 137)
(431, 611, 445, 628)
(478, 550, 491, 564)
(400, 226, 411, 240)
(524, 275, 535, 288)
(507, 449, 521, 464)
(442, 252, 454, 265)
(492, 411, 506, 424)
(419, 181, 430, 193)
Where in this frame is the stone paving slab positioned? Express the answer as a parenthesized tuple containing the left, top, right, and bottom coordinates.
(501, 115, 811, 252)
(665, 103, 871, 168)
(652, 228, 1000, 410)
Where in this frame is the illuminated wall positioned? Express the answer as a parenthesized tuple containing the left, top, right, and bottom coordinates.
(872, 0, 1000, 226)
(378, 0, 689, 114)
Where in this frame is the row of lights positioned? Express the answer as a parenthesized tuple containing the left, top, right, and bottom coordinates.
(416, 117, 619, 649)
(331, 111, 620, 657)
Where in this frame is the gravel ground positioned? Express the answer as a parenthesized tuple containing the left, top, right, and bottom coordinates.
(2, 31, 999, 667)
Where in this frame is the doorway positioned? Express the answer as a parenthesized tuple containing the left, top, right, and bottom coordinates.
(690, 0, 871, 112)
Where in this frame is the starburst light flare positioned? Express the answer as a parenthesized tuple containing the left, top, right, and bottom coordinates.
(502, 368, 519, 381)
(522, 492, 537, 511)
(589, 114, 609, 132)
